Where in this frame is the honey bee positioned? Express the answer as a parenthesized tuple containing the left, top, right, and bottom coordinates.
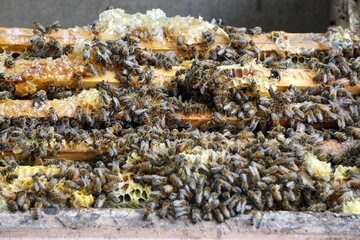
(248, 26, 262, 35)
(170, 174, 183, 188)
(32, 199, 43, 220)
(6, 174, 19, 182)
(93, 176, 102, 194)
(0, 91, 12, 100)
(142, 202, 156, 220)
(74, 73, 83, 90)
(308, 202, 327, 212)
(240, 173, 249, 191)
(202, 31, 215, 47)
(33, 21, 46, 35)
(48, 107, 59, 124)
(159, 201, 170, 218)
(16, 191, 27, 209)
(334, 131, 347, 142)
(190, 207, 202, 223)
(7, 200, 19, 212)
(31, 90, 47, 108)
(177, 37, 187, 53)
(85, 62, 98, 76)
(4, 57, 14, 68)
(213, 209, 224, 223)
(83, 43, 91, 61)
(45, 21, 61, 34)
(270, 184, 282, 202)
(64, 44, 74, 55)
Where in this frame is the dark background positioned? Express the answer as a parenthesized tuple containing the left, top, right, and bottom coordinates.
(0, 0, 336, 32)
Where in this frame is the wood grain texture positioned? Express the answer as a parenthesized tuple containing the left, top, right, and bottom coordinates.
(0, 209, 358, 238)
(0, 27, 330, 53)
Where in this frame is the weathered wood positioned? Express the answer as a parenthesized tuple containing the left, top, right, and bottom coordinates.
(1, 138, 350, 162)
(0, 27, 331, 53)
(2, 57, 360, 96)
(0, 209, 358, 239)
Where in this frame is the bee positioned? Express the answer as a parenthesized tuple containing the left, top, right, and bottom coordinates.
(33, 21, 46, 35)
(349, 72, 358, 86)
(32, 173, 46, 191)
(269, 69, 281, 80)
(45, 37, 63, 58)
(177, 37, 187, 53)
(213, 209, 224, 223)
(159, 201, 170, 218)
(249, 40, 260, 55)
(16, 191, 27, 210)
(48, 107, 59, 124)
(334, 131, 347, 142)
(219, 204, 231, 219)
(83, 43, 91, 60)
(314, 68, 326, 83)
(202, 31, 215, 47)
(143, 202, 156, 220)
(64, 44, 74, 55)
(240, 173, 249, 191)
(337, 116, 346, 130)
(22, 198, 31, 212)
(248, 26, 262, 35)
(85, 62, 98, 76)
(164, 60, 173, 70)
(45, 20, 61, 34)
(170, 173, 183, 188)
(298, 172, 315, 190)
(190, 207, 202, 223)
(64, 180, 79, 190)
(31, 90, 47, 108)
(347, 126, 360, 138)
(195, 189, 203, 205)
(250, 211, 262, 227)
(82, 111, 94, 127)
(0, 91, 12, 100)
(74, 73, 83, 90)
(270, 184, 282, 202)
(4, 57, 14, 68)
(248, 190, 263, 210)
(308, 202, 327, 212)
(7, 200, 19, 212)
(33, 199, 43, 220)
(265, 192, 274, 209)
(293, 107, 305, 119)
(93, 176, 102, 194)
(6, 174, 18, 182)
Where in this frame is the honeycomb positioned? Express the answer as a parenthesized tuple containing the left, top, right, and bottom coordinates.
(342, 199, 360, 214)
(112, 173, 152, 208)
(13, 166, 60, 178)
(304, 152, 332, 181)
(64, 88, 104, 110)
(70, 190, 94, 208)
(0, 165, 93, 208)
(334, 165, 360, 181)
(179, 146, 217, 165)
(96, 8, 229, 45)
(217, 60, 272, 96)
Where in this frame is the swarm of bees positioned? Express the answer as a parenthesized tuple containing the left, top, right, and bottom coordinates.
(0, 9, 360, 223)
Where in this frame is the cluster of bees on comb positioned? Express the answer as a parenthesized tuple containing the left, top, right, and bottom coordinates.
(0, 8, 359, 223)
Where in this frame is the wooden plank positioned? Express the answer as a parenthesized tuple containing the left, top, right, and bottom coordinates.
(0, 27, 93, 52)
(248, 33, 329, 53)
(1, 135, 351, 162)
(3, 57, 359, 97)
(0, 209, 358, 238)
(0, 27, 331, 53)
(0, 97, 343, 127)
